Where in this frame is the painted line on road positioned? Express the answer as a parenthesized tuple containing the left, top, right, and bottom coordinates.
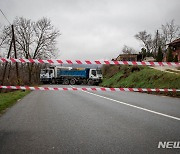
(70, 86, 180, 121)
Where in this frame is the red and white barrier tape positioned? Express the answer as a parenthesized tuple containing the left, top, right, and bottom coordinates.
(0, 85, 179, 92)
(0, 58, 179, 66)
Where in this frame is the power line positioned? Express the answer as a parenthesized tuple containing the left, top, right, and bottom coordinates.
(0, 8, 11, 25)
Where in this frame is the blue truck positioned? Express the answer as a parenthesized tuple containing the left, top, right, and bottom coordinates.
(40, 66, 103, 85)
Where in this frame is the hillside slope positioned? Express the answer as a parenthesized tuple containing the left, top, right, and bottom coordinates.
(100, 65, 180, 96)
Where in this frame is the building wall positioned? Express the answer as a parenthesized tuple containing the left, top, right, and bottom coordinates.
(167, 40, 180, 62)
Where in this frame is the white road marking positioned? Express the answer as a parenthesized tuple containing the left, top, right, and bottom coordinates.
(70, 85, 180, 121)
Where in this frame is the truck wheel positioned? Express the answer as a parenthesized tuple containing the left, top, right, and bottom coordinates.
(52, 78, 56, 84)
(83, 79, 87, 85)
(94, 82, 99, 86)
(88, 80, 94, 86)
(70, 79, 76, 85)
(63, 79, 69, 85)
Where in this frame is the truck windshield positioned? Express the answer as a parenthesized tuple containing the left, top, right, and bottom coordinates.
(92, 70, 96, 76)
(41, 70, 47, 74)
(96, 70, 102, 75)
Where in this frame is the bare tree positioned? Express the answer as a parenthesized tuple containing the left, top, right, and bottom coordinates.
(122, 45, 137, 54)
(13, 17, 34, 59)
(0, 17, 60, 84)
(151, 30, 165, 56)
(0, 26, 12, 50)
(12, 17, 60, 59)
(135, 20, 180, 57)
(0, 32, 8, 48)
(134, 30, 153, 53)
(161, 19, 180, 45)
(33, 18, 60, 59)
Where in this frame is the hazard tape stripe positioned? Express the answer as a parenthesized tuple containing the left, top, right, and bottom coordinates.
(0, 85, 179, 92)
(0, 58, 179, 66)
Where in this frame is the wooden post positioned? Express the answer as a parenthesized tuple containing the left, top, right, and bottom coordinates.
(155, 30, 159, 57)
(11, 25, 20, 84)
(1, 25, 20, 86)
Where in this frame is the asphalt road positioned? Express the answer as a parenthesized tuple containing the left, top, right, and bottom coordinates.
(0, 85, 180, 154)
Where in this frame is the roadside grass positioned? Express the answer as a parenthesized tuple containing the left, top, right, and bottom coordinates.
(165, 69, 180, 74)
(0, 90, 30, 114)
(100, 65, 180, 97)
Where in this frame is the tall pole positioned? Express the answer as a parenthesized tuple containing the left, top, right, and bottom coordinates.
(155, 30, 159, 57)
(11, 25, 20, 84)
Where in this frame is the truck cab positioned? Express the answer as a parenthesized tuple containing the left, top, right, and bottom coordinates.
(88, 69, 103, 85)
(40, 68, 54, 83)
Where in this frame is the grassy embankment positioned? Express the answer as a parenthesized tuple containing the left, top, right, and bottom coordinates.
(0, 90, 30, 114)
(100, 65, 180, 97)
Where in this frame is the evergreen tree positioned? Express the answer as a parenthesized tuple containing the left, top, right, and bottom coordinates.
(156, 46, 163, 62)
(141, 48, 147, 59)
(173, 55, 178, 62)
(167, 47, 174, 62)
(146, 51, 154, 57)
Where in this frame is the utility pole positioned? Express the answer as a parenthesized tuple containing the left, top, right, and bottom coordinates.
(1, 25, 20, 86)
(11, 25, 20, 84)
(155, 30, 159, 57)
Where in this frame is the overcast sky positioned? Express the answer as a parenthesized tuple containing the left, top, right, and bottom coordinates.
(0, 0, 180, 60)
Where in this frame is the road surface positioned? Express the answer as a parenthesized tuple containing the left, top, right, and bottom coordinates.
(0, 85, 180, 153)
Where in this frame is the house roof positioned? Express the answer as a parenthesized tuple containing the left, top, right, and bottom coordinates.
(118, 54, 139, 56)
(168, 38, 180, 45)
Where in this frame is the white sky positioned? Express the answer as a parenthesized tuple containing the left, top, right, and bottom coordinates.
(0, 0, 180, 60)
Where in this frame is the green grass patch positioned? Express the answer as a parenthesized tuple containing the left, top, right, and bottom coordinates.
(101, 65, 180, 97)
(0, 90, 30, 114)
